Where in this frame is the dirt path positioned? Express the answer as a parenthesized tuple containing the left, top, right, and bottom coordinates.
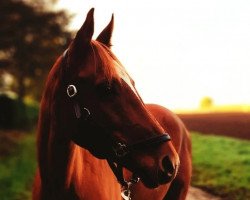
(186, 187, 222, 200)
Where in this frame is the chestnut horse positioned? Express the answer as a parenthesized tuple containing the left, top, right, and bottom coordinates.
(33, 8, 191, 200)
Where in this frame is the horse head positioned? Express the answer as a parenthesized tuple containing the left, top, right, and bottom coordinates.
(59, 8, 179, 189)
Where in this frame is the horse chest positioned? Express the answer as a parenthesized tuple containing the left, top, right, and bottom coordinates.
(74, 151, 121, 200)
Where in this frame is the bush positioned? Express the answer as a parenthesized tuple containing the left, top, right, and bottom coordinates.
(0, 95, 38, 130)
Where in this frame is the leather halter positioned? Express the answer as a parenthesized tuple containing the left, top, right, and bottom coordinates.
(61, 49, 171, 198)
(65, 82, 171, 155)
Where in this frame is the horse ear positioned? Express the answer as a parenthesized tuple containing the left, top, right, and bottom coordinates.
(74, 8, 95, 47)
(96, 14, 114, 47)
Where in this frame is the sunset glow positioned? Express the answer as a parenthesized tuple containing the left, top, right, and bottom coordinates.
(56, 0, 250, 110)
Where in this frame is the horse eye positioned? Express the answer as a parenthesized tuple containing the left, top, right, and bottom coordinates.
(106, 85, 112, 92)
(104, 86, 113, 95)
(96, 81, 118, 98)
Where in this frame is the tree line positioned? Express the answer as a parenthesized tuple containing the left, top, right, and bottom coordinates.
(0, 0, 72, 101)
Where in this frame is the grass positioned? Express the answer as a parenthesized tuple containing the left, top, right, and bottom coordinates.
(0, 132, 36, 200)
(0, 131, 250, 200)
(192, 132, 250, 200)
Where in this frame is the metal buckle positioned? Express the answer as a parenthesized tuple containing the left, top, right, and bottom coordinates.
(121, 182, 132, 200)
(121, 177, 140, 200)
(113, 143, 129, 157)
(67, 85, 77, 98)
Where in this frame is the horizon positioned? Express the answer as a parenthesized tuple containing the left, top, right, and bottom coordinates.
(56, 0, 250, 110)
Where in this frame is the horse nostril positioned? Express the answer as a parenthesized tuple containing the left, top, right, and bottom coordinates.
(162, 156, 175, 178)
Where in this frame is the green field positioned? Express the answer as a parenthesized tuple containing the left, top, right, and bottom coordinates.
(0, 132, 36, 200)
(192, 132, 250, 200)
(0, 131, 250, 199)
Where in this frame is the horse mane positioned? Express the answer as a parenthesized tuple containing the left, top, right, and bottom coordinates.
(37, 55, 81, 198)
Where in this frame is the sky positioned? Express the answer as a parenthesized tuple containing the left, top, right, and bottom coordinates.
(56, 0, 250, 109)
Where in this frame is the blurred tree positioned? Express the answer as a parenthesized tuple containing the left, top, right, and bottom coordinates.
(200, 96, 213, 109)
(0, 0, 72, 100)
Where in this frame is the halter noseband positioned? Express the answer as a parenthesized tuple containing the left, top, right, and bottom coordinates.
(63, 50, 171, 199)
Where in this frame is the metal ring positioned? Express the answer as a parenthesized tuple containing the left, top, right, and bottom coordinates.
(82, 107, 91, 120)
(130, 176, 140, 184)
(113, 143, 128, 157)
(67, 85, 77, 98)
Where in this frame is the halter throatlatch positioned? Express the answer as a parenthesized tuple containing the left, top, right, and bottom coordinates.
(107, 159, 140, 200)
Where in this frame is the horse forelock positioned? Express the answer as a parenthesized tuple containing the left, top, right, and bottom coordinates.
(90, 40, 120, 82)
(91, 40, 138, 95)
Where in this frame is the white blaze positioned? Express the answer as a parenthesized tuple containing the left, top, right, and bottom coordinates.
(114, 60, 138, 96)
